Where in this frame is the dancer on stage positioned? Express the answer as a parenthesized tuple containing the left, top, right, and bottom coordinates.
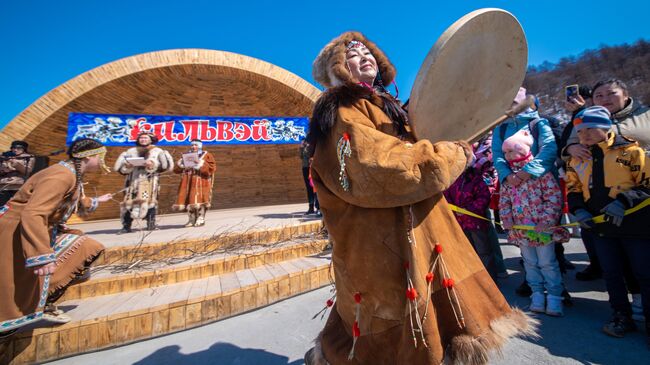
(172, 139, 216, 227)
(304, 32, 535, 365)
(0, 138, 111, 337)
(114, 132, 173, 232)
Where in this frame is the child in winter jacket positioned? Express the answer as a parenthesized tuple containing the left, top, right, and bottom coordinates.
(499, 130, 569, 317)
(566, 106, 650, 342)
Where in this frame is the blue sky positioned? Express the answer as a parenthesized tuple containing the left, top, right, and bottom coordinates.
(1, 0, 648, 130)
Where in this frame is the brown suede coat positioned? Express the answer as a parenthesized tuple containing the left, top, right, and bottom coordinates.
(0, 163, 104, 332)
(310, 86, 533, 365)
(172, 151, 216, 211)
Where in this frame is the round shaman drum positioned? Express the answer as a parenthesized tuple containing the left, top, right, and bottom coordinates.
(408, 8, 528, 143)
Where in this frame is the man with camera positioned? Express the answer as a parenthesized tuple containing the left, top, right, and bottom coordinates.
(0, 140, 34, 206)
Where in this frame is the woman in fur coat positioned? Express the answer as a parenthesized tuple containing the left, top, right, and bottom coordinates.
(172, 139, 216, 227)
(304, 32, 536, 365)
(0, 139, 111, 337)
(114, 132, 174, 232)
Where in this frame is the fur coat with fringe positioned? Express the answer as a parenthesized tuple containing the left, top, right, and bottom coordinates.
(0, 162, 104, 332)
(114, 145, 174, 218)
(172, 151, 216, 211)
(308, 84, 536, 365)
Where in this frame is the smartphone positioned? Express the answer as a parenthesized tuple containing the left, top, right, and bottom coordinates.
(565, 84, 579, 101)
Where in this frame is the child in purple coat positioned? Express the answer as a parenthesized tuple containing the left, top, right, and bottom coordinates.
(444, 146, 496, 279)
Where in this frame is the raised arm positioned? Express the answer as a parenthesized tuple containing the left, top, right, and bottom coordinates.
(313, 109, 471, 209)
(521, 119, 557, 178)
(491, 123, 512, 184)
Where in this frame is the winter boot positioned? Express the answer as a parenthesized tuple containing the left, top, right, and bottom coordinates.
(195, 207, 206, 227)
(185, 210, 197, 227)
(530, 292, 546, 313)
(305, 203, 315, 215)
(632, 294, 645, 322)
(145, 208, 157, 231)
(603, 311, 637, 338)
(146, 218, 157, 231)
(119, 211, 133, 234)
(546, 294, 564, 317)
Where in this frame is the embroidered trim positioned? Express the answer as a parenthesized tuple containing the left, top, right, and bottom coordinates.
(346, 40, 367, 50)
(0, 275, 50, 331)
(337, 133, 352, 191)
(25, 253, 57, 268)
(0, 203, 9, 218)
(71, 147, 107, 159)
(53, 233, 82, 254)
(88, 198, 99, 213)
(53, 234, 87, 265)
(0, 311, 44, 331)
(39, 275, 50, 307)
(58, 160, 75, 173)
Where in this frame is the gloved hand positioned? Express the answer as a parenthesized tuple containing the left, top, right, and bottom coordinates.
(574, 209, 595, 229)
(601, 200, 626, 227)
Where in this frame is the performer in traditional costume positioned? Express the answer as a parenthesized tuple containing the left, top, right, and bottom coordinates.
(114, 132, 173, 232)
(0, 140, 34, 205)
(172, 139, 216, 227)
(304, 32, 536, 365)
(0, 139, 111, 337)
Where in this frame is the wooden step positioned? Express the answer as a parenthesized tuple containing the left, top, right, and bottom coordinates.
(95, 221, 323, 265)
(58, 238, 329, 302)
(2, 254, 333, 365)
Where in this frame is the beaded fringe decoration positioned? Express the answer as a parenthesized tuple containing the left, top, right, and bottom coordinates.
(405, 206, 466, 352)
(422, 242, 466, 329)
(405, 261, 427, 347)
(337, 133, 352, 191)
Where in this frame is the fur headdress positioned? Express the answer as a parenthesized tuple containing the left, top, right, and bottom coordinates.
(312, 31, 396, 89)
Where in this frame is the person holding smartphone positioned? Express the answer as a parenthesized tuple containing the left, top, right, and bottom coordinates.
(563, 79, 650, 158)
(563, 78, 650, 322)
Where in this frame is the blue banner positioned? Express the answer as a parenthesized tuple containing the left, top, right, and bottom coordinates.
(67, 113, 309, 146)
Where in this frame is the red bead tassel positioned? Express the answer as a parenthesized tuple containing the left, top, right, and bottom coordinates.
(348, 292, 362, 360)
(405, 262, 428, 348)
(439, 253, 466, 329)
(312, 294, 336, 320)
(422, 245, 441, 322)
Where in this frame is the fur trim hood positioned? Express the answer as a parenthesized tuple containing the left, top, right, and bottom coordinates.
(312, 31, 396, 89)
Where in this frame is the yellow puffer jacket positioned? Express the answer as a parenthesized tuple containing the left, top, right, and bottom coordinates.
(566, 132, 650, 237)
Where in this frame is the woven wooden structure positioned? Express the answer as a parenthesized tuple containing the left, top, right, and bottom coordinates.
(0, 49, 321, 220)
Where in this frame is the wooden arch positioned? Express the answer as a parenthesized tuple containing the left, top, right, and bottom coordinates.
(0, 49, 322, 220)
